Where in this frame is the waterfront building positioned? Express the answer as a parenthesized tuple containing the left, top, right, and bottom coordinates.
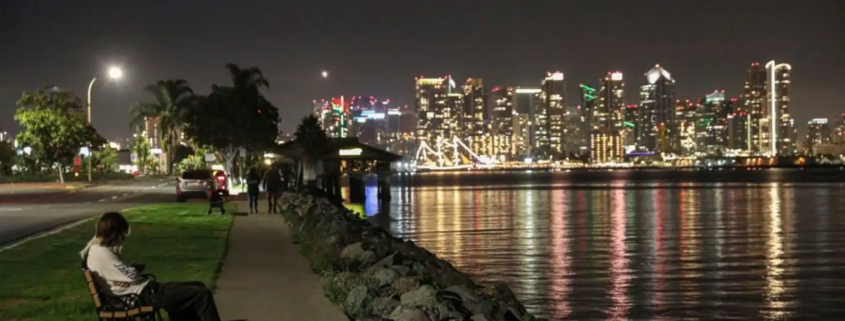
(591, 72, 625, 163)
(384, 106, 416, 157)
(513, 113, 531, 157)
(696, 90, 729, 155)
(513, 88, 542, 154)
(491, 86, 514, 160)
(541, 71, 566, 157)
(462, 78, 487, 154)
(807, 118, 832, 155)
(765, 61, 795, 155)
(675, 99, 697, 156)
(834, 113, 845, 144)
(415, 76, 453, 149)
(727, 109, 750, 154)
(744, 63, 768, 155)
(638, 65, 677, 153)
(624, 104, 640, 151)
(579, 84, 596, 155)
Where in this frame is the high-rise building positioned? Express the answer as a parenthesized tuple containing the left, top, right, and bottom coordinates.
(143, 116, 162, 149)
(834, 113, 845, 144)
(513, 88, 542, 155)
(462, 78, 487, 154)
(415, 76, 453, 148)
(591, 72, 625, 163)
(765, 61, 795, 155)
(638, 65, 677, 153)
(696, 90, 729, 155)
(313, 97, 351, 138)
(491, 86, 514, 160)
(513, 113, 531, 157)
(727, 110, 750, 153)
(807, 118, 832, 155)
(676, 99, 697, 156)
(541, 71, 566, 157)
(624, 104, 640, 151)
(579, 84, 597, 155)
(743, 63, 768, 155)
(384, 106, 416, 157)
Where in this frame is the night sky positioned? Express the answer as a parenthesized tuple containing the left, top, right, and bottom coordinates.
(1, 0, 843, 140)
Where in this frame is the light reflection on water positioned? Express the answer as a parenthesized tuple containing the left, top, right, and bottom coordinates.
(369, 170, 845, 320)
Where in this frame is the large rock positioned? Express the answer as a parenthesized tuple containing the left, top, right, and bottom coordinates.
(374, 268, 399, 287)
(392, 276, 421, 295)
(345, 285, 372, 317)
(372, 297, 400, 317)
(341, 242, 376, 264)
(389, 306, 431, 321)
(400, 285, 438, 308)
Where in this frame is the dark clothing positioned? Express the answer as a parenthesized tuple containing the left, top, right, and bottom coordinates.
(149, 281, 221, 321)
(207, 190, 225, 215)
(246, 173, 261, 195)
(247, 173, 261, 213)
(248, 193, 259, 212)
(263, 169, 284, 213)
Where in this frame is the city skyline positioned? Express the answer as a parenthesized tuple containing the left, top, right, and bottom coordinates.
(1, 1, 842, 140)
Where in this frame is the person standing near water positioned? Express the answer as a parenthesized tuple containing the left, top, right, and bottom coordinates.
(246, 167, 261, 213)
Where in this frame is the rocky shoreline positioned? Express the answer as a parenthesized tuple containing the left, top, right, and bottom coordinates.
(279, 192, 544, 321)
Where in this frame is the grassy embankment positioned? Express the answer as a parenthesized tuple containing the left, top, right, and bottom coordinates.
(0, 203, 234, 321)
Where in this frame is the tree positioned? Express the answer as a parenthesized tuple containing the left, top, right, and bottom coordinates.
(130, 80, 194, 175)
(132, 129, 151, 173)
(91, 147, 118, 173)
(293, 115, 329, 186)
(14, 90, 105, 183)
(0, 141, 15, 176)
(183, 64, 280, 187)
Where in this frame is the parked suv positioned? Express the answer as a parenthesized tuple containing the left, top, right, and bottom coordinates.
(176, 170, 214, 202)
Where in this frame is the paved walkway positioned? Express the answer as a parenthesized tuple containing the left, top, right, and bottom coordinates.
(216, 201, 347, 321)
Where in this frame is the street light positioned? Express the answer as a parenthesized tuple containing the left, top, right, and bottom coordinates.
(87, 66, 124, 182)
(321, 70, 328, 78)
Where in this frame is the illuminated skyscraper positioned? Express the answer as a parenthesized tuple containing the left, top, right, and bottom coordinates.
(512, 113, 531, 157)
(727, 110, 750, 153)
(314, 97, 350, 138)
(415, 76, 453, 148)
(513, 88, 542, 154)
(144, 116, 162, 149)
(541, 71, 566, 157)
(591, 72, 625, 163)
(491, 86, 514, 160)
(675, 99, 697, 156)
(743, 63, 767, 154)
(579, 84, 596, 155)
(834, 113, 845, 144)
(696, 91, 729, 155)
(807, 118, 832, 155)
(638, 65, 677, 153)
(765, 61, 795, 155)
(624, 104, 639, 151)
(462, 78, 487, 154)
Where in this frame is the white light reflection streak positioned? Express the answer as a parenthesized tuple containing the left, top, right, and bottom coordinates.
(549, 187, 571, 319)
(609, 188, 630, 319)
(765, 183, 786, 319)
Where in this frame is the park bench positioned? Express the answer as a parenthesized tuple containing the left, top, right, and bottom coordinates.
(81, 267, 162, 320)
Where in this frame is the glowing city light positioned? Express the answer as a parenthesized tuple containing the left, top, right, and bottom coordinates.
(339, 148, 363, 156)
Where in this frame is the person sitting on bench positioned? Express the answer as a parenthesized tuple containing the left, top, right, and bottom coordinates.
(80, 212, 222, 321)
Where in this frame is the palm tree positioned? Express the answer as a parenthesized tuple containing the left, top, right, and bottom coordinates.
(130, 79, 194, 175)
(293, 115, 328, 187)
(224, 63, 269, 96)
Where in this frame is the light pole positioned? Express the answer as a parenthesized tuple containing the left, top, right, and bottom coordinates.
(87, 66, 123, 182)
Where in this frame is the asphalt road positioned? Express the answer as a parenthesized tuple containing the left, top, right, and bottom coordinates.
(0, 177, 181, 246)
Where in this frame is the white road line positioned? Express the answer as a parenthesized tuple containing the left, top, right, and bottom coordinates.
(112, 196, 118, 199)
(98, 199, 106, 202)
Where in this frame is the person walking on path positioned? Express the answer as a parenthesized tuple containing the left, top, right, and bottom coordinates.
(246, 167, 261, 214)
(81, 212, 223, 321)
(262, 164, 282, 213)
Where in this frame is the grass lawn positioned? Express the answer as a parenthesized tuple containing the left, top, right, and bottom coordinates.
(0, 203, 235, 321)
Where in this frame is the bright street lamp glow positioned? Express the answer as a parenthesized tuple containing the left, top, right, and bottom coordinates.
(108, 67, 123, 80)
(321, 70, 328, 78)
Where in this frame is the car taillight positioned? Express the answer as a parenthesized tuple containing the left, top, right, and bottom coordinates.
(216, 176, 225, 182)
